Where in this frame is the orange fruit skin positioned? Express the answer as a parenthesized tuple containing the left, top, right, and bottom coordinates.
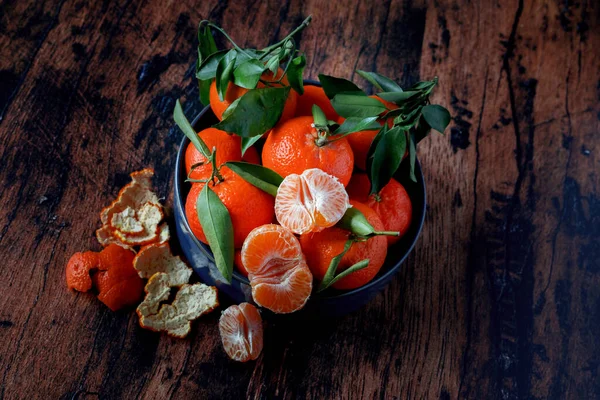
(300, 201, 388, 290)
(209, 69, 298, 123)
(185, 167, 275, 248)
(346, 129, 378, 171)
(262, 116, 354, 186)
(219, 302, 263, 362)
(346, 173, 413, 245)
(93, 244, 143, 311)
(66, 251, 100, 292)
(185, 128, 242, 180)
(241, 146, 260, 164)
(295, 85, 338, 121)
(234, 249, 249, 277)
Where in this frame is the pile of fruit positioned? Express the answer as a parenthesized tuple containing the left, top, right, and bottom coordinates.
(64, 16, 449, 363)
(174, 17, 450, 360)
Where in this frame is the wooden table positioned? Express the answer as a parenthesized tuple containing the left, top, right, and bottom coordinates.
(1, 0, 598, 398)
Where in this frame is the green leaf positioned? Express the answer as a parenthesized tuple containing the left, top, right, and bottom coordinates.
(318, 74, 365, 99)
(336, 206, 376, 236)
(414, 116, 431, 144)
(408, 132, 417, 182)
(367, 126, 406, 195)
(197, 25, 218, 65)
(287, 55, 306, 94)
(327, 259, 370, 288)
(265, 54, 280, 75)
(196, 185, 234, 283)
(377, 91, 420, 103)
(422, 104, 451, 133)
(317, 239, 353, 292)
(196, 50, 228, 80)
(334, 117, 380, 135)
(312, 104, 327, 126)
(216, 50, 237, 100)
(241, 136, 262, 156)
(214, 87, 290, 137)
(225, 161, 283, 197)
(173, 100, 211, 158)
(331, 94, 387, 118)
(356, 70, 403, 92)
(233, 59, 265, 89)
(221, 98, 240, 120)
(409, 78, 437, 92)
(198, 79, 211, 106)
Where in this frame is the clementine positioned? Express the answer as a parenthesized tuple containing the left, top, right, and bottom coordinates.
(346, 173, 412, 245)
(300, 200, 387, 290)
(209, 68, 298, 123)
(295, 85, 338, 120)
(219, 302, 263, 362)
(262, 116, 354, 186)
(185, 167, 275, 248)
(185, 128, 242, 180)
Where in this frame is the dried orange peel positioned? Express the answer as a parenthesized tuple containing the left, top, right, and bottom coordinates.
(133, 242, 191, 286)
(96, 168, 169, 248)
(134, 242, 218, 337)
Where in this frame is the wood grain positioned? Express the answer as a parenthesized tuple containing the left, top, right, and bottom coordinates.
(0, 0, 598, 398)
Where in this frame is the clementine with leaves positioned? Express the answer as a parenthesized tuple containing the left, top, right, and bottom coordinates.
(209, 68, 298, 123)
(295, 85, 338, 120)
(300, 201, 388, 290)
(346, 173, 412, 245)
(185, 167, 274, 248)
(185, 127, 242, 180)
(262, 116, 354, 186)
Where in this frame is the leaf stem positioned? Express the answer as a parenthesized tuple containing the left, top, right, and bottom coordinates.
(199, 21, 254, 58)
(261, 16, 312, 53)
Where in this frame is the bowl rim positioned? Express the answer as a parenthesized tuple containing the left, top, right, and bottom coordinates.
(173, 82, 427, 300)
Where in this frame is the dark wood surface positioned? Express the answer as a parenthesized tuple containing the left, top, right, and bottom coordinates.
(1, 0, 598, 398)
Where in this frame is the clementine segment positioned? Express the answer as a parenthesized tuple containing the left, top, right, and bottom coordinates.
(346, 173, 412, 245)
(241, 224, 312, 313)
(262, 116, 354, 186)
(275, 168, 350, 234)
(185, 167, 275, 248)
(300, 201, 388, 290)
(185, 127, 242, 180)
(219, 303, 263, 362)
(295, 85, 338, 120)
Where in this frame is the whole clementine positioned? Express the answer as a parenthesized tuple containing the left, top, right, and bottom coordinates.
(262, 116, 354, 186)
(346, 173, 412, 245)
(209, 68, 298, 123)
(299, 200, 387, 290)
(295, 85, 338, 120)
(185, 167, 275, 248)
(185, 128, 242, 180)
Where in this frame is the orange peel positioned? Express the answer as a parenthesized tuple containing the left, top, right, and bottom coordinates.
(137, 274, 219, 338)
(133, 242, 191, 286)
(134, 242, 218, 337)
(96, 168, 169, 248)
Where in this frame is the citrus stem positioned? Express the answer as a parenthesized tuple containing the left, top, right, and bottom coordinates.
(261, 16, 312, 53)
(200, 21, 254, 58)
(208, 147, 225, 185)
(373, 231, 400, 237)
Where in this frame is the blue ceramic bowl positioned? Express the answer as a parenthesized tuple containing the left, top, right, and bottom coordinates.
(173, 87, 426, 318)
